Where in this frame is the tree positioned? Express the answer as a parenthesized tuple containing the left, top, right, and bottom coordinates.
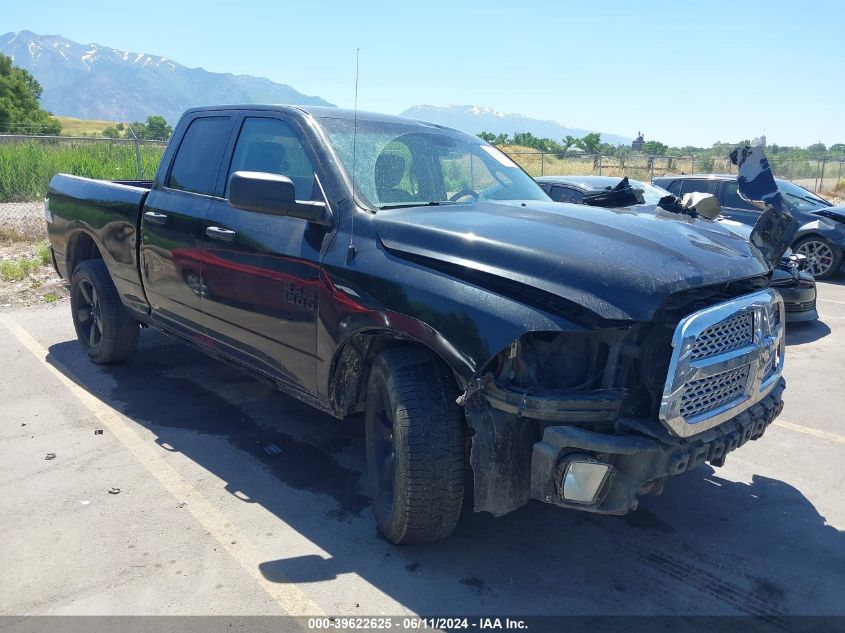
(576, 132, 602, 154)
(477, 131, 496, 143)
(143, 115, 172, 140)
(642, 140, 669, 155)
(127, 121, 147, 139)
(0, 53, 61, 135)
(807, 142, 827, 155)
(126, 115, 172, 140)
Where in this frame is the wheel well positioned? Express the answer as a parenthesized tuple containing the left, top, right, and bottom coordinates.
(793, 233, 836, 248)
(66, 231, 102, 277)
(328, 331, 459, 418)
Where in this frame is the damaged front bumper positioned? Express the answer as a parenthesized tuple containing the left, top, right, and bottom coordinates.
(529, 378, 784, 514)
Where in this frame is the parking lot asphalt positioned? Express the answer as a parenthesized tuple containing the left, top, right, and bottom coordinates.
(1, 282, 843, 617)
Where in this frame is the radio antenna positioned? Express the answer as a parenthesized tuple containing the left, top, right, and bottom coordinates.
(347, 47, 360, 263)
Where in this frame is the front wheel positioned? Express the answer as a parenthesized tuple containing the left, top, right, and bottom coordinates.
(70, 259, 139, 364)
(364, 347, 466, 544)
(793, 236, 842, 279)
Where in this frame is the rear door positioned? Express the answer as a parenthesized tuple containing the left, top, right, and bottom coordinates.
(200, 112, 328, 394)
(140, 113, 233, 336)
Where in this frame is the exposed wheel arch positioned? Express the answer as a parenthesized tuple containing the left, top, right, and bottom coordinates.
(328, 329, 463, 418)
(66, 230, 102, 278)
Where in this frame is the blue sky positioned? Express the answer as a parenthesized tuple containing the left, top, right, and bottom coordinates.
(5, 0, 844, 147)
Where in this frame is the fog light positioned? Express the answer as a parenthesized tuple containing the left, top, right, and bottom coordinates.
(562, 460, 611, 505)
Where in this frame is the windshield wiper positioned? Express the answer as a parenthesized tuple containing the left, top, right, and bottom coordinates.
(378, 200, 459, 210)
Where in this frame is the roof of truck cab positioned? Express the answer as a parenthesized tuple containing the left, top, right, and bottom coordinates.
(180, 104, 453, 128)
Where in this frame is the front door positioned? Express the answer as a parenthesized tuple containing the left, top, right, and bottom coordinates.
(200, 114, 328, 394)
(140, 114, 233, 337)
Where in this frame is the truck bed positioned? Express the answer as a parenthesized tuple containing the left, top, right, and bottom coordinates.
(46, 174, 151, 315)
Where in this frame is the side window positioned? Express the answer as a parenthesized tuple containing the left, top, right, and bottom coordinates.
(227, 117, 317, 201)
(551, 185, 585, 203)
(663, 180, 682, 196)
(722, 182, 759, 211)
(167, 117, 231, 195)
(679, 179, 718, 196)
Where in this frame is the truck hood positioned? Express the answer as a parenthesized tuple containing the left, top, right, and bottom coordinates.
(374, 200, 771, 322)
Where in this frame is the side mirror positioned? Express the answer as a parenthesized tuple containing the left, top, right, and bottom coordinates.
(228, 171, 332, 226)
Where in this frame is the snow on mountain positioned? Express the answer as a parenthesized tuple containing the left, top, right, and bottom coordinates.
(0, 30, 333, 123)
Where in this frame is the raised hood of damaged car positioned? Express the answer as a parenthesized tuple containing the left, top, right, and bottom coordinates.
(374, 200, 771, 322)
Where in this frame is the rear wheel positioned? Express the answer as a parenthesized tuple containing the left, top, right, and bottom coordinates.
(364, 347, 466, 544)
(793, 236, 842, 279)
(70, 259, 139, 364)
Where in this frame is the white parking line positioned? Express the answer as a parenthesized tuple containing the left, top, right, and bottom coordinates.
(818, 298, 845, 306)
(0, 314, 328, 616)
(775, 419, 845, 445)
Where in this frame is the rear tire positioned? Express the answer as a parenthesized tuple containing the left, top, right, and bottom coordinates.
(364, 347, 466, 544)
(70, 259, 139, 364)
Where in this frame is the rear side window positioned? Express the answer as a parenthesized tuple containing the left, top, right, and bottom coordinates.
(679, 179, 718, 196)
(551, 185, 585, 203)
(167, 116, 231, 195)
(662, 180, 682, 195)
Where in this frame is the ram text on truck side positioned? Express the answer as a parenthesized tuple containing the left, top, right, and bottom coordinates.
(46, 107, 792, 543)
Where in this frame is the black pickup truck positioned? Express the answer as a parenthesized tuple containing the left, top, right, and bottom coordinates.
(46, 106, 788, 543)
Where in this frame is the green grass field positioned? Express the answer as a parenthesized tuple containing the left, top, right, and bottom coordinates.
(0, 140, 165, 202)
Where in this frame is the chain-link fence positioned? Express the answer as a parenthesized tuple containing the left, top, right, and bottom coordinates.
(503, 149, 845, 195)
(0, 134, 168, 204)
(503, 151, 699, 183)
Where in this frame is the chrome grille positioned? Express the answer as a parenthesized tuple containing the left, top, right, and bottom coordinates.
(659, 289, 785, 438)
(679, 365, 750, 419)
(689, 312, 754, 361)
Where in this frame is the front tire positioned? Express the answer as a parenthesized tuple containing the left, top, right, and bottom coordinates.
(364, 347, 466, 544)
(70, 259, 139, 364)
(793, 236, 842, 279)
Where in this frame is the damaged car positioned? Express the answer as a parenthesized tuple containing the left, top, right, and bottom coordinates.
(46, 107, 792, 543)
(537, 175, 818, 322)
(654, 174, 845, 279)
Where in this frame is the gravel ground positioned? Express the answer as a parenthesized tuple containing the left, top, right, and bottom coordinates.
(0, 201, 47, 242)
(0, 201, 67, 308)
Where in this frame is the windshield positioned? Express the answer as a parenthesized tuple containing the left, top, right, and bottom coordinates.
(775, 180, 831, 211)
(317, 117, 548, 209)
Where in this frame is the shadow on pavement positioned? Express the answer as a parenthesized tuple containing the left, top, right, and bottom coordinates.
(46, 331, 844, 617)
(785, 319, 831, 345)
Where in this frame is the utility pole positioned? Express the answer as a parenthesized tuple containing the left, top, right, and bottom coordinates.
(127, 125, 142, 179)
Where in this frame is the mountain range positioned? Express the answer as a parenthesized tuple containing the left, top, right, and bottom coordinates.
(1, 31, 630, 144)
(400, 105, 631, 146)
(0, 30, 333, 123)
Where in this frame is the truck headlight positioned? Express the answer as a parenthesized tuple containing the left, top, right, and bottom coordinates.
(562, 458, 611, 505)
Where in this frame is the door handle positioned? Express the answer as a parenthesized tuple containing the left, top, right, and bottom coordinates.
(143, 211, 168, 225)
(206, 226, 237, 242)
